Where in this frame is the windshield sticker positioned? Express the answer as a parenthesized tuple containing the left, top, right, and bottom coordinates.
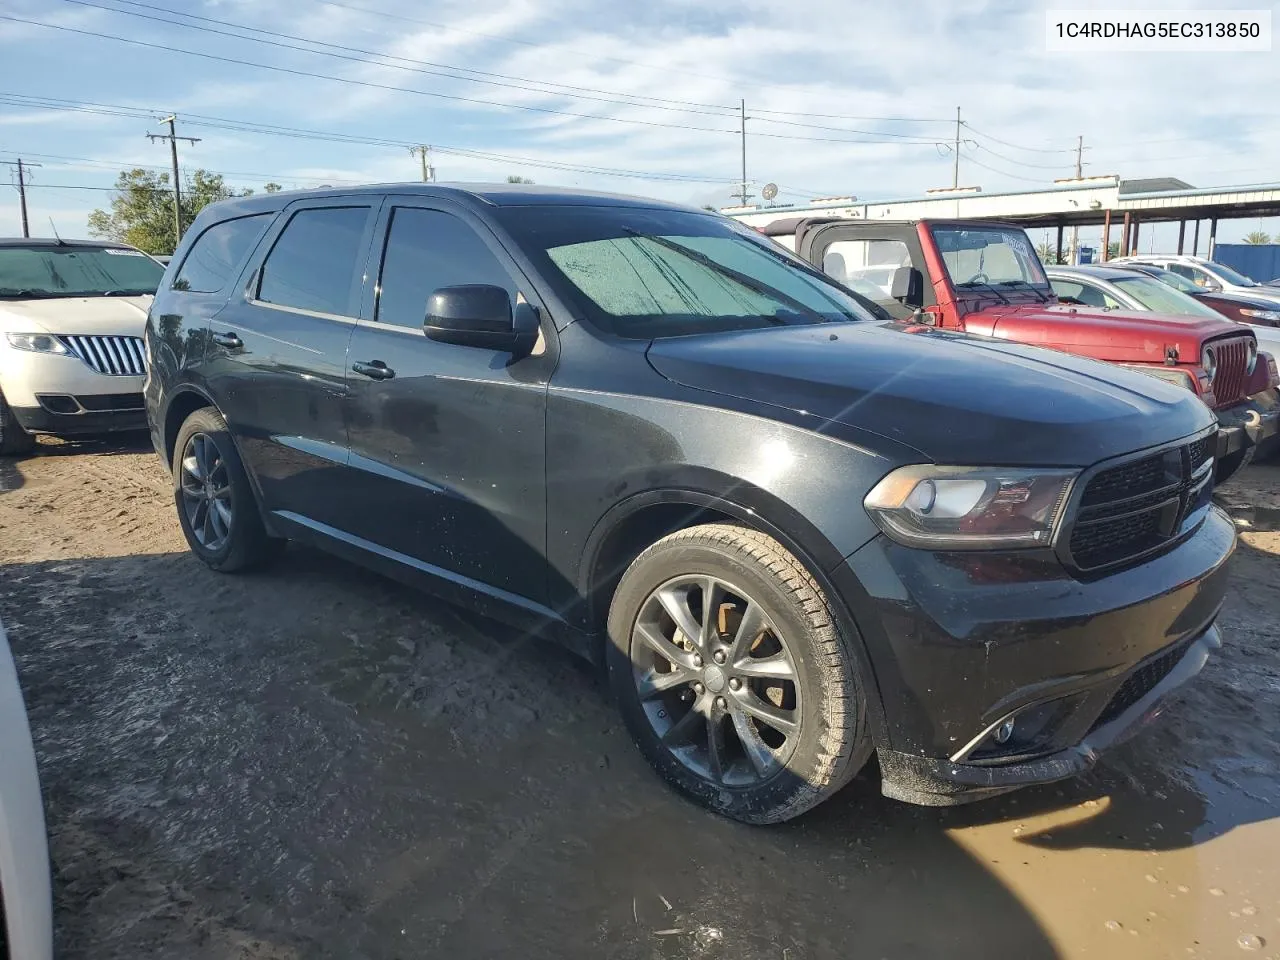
(104, 248, 145, 256)
(1005, 233, 1033, 260)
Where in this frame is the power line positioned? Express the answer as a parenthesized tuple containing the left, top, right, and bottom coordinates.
(315, 0, 775, 88)
(960, 121, 1075, 154)
(0, 15, 968, 147)
(63, 0, 954, 139)
(57, 0, 741, 117)
(969, 142, 1076, 171)
(961, 154, 1052, 184)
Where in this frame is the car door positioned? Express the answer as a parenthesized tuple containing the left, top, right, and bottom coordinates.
(202, 197, 380, 529)
(801, 223, 934, 321)
(341, 199, 554, 606)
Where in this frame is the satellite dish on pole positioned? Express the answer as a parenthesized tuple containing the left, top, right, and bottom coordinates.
(761, 182, 778, 202)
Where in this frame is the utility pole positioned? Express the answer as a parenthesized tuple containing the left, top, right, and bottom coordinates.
(410, 145, 435, 182)
(2, 159, 40, 237)
(736, 99, 752, 206)
(1069, 134, 1083, 263)
(952, 106, 961, 189)
(147, 115, 201, 250)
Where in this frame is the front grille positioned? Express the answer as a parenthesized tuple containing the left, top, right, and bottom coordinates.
(1207, 335, 1251, 407)
(1091, 641, 1188, 730)
(76, 393, 145, 412)
(1066, 434, 1215, 572)
(59, 335, 147, 376)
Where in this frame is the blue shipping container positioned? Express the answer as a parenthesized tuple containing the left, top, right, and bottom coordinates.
(1213, 243, 1280, 283)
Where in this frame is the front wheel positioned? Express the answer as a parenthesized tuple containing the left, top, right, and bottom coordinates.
(607, 523, 872, 824)
(172, 407, 282, 572)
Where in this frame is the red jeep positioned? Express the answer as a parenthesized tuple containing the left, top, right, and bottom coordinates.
(764, 217, 1280, 482)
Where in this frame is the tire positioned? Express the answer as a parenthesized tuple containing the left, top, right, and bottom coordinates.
(172, 406, 282, 572)
(606, 523, 872, 824)
(0, 387, 37, 457)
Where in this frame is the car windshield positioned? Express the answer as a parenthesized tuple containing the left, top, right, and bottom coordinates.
(931, 226, 1050, 289)
(0, 244, 164, 298)
(1208, 261, 1258, 287)
(1111, 275, 1224, 318)
(1141, 266, 1201, 294)
(491, 205, 880, 338)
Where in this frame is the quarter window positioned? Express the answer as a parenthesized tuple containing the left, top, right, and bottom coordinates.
(258, 206, 372, 316)
(376, 208, 516, 328)
(821, 239, 912, 300)
(173, 214, 272, 293)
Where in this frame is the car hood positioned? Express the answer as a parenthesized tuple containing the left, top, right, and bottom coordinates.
(1202, 289, 1280, 311)
(646, 322, 1214, 467)
(963, 303, 1243, 364)
(0, 295, 152, 337)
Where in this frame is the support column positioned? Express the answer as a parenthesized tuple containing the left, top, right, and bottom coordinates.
(1102, 209, 1112, 261)
(1121, 212, 1132, 256)
(1177, 220, 1186, 254)
(1209, 218, 1218, 259)
(1192, 220, 1201, 255)
(1055, 223, 1064, 264)
(1132, 218, 1141, 255)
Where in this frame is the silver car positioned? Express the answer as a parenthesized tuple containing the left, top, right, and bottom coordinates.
(0, 619, 52, 960)
(1112, 254, 1280, 306)
(1048, 264, 1280, 361)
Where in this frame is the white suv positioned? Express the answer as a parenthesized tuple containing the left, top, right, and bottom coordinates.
(0, 239, 165, 455)
(1114, 253, 1280, 306)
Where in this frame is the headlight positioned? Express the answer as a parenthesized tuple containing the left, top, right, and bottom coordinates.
(5, 333, 69, 355)
(864, 465, 1077, 549)
(1201, 345, 1217, 380)
(1119, 364, 1198, 392)
(1239, 308, 1280, 324)
(1246, 338, 1258, 375)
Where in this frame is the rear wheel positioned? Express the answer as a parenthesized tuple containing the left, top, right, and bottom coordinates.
(0, 388, 36, 457)
(173, 407, 282, 572)
(607, 523, 872, 824)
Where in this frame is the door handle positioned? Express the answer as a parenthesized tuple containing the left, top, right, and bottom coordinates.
(211, 331, 243, 350)
(352, 359, 396, 381)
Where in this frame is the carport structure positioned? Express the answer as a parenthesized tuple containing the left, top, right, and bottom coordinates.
(727, 176, 1280, 262)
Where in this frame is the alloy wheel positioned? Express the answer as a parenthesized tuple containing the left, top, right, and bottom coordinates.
(630, 575, 801, 786)
(179, 432, 233, 551)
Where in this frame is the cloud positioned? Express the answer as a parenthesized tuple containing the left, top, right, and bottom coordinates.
(0, 0, 1275, 241)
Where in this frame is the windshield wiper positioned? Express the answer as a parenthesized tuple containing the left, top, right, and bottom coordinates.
(954, 280, 1012, 306)
(994, 279, 1055, 304)
(624, 229, 836, 326)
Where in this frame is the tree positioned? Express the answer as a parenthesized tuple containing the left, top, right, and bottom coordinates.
(1107, 241, 1121, 260)
(87, 168, 248, 255)
(505, 175, 535, 184)
(1035, 240, 1066, 265)
(1244, 230, 1272, 245)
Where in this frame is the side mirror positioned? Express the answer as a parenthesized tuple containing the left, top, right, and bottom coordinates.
(424, 284, 537, 356)
(889, 266, 924, 306)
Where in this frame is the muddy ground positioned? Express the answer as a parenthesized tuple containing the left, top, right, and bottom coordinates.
(0, 435, 1276, 960)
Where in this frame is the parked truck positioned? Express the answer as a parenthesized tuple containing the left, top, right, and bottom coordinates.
(754, 216, 1280, 482)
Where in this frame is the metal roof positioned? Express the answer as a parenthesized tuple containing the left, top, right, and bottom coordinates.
(728, 177, 1280, 231)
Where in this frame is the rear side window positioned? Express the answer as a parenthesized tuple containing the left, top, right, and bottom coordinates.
(376, 208, 516, 328)
(173, 214, 272, 293)
(258, 206, 372, 317)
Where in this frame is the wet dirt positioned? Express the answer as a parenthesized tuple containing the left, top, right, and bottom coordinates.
(0, 435, 1277, 959)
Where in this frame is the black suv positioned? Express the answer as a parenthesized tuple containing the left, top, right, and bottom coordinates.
(144, 184, 1234, 823)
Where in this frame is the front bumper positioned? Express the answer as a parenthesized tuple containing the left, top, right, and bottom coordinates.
(11, 400, 147, 436)
(878, 624, 1220, 805)
(835, 504, 1235, 806)
(1214, 388, 1280, 474)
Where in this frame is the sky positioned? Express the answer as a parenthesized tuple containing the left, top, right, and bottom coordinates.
(0, 0, 1278, 250)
